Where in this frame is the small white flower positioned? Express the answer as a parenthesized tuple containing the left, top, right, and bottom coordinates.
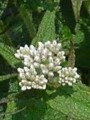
(27, 86, 31, 90)
(15, 53, 21, 59)
(38, 42, 44, 47)
(48, 63, 54, 70)
(33, 62, 40, 68)
(30, 75, 36, 80)
(34, 55, 41, 62)
(54, 66, 61, 72)
(43, 78, 48, 83)
(19, 82, 22, 86)
(24, 67, 29, 72)
(38, 42, 44, 52)
(48, 72, 54, 77)
(19, 73, 25, 79)
(54, 57, 60, 65)
(42, 69, 48, 75)
(40, 64, 46, 70)
(48, 56, 53, 63)
(48, 51, 52, 56)
(24, 44, 30, 51)
(30, 45, 36, 51)
(45, 41, 51, 48)
(68, 82, 72, 86)
(25, 72, 31, 79)
(21, 79, 27, 83)
(57, 51, 65, 61)
(17, 68, 24, 73)
(19, 46, 23, 51)
(41, 55, 47, 62)
(75, 74, 80, 79)
(58, 43, 62, 48)
(52, 40, 57, 46)
(21, 86, 27, 91)
(40, 74, 44, 79)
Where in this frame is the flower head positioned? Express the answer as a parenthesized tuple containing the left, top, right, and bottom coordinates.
(58, 67, 80, 86)
(15, 40, 80, 91)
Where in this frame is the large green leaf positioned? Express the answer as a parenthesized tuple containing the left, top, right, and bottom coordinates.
(12, 95, 66, 120)
(9, 83, 90, 120)
(47, 83, 90, 120)
(71, 0, 83, 21)
(32, 10, 56, 45)
(0, 43, 20, 68)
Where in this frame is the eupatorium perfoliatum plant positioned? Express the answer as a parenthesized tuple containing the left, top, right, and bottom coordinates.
(15, 40, 80, 91)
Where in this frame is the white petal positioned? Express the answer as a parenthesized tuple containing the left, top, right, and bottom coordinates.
(27, 86, 31, 90)
(21, 86, 27, 91)
(68, 82, 72, 86)
(15, 53, 20, 58)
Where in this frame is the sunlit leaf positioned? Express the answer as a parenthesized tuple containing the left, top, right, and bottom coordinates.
(32, 10, 56, 45)
(47, 83, 90, 120)
(0, 43, 20, 68)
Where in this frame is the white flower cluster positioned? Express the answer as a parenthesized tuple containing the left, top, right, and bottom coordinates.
(15, 40, 80, 91)
(58, 67, 80, 86)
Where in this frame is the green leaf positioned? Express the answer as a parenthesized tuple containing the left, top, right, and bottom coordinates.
(75, 18, 90, 68)
(47, 83, 90, 120)
(32, 10, 56, 45)
(13, 98, 46, 120)
(0, 21, 13, 46)
(73, 24, 84, 45)
(84, 1, 90, 15)
(19, 5, 36, 39)
(4, 80, 18, 120)
(0, 0, 8, 16)
(0, 73, 17, 82)
(0, 43, 20, 68)
(12, 97, 66, 120)
(4, 99, 17, 120)
(71, 0, 83, 21)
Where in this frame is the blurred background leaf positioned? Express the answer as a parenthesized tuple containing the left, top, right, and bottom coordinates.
(71, 0, 83, 22)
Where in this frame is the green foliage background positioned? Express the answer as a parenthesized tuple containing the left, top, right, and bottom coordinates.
(0, 0, 90, 120)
